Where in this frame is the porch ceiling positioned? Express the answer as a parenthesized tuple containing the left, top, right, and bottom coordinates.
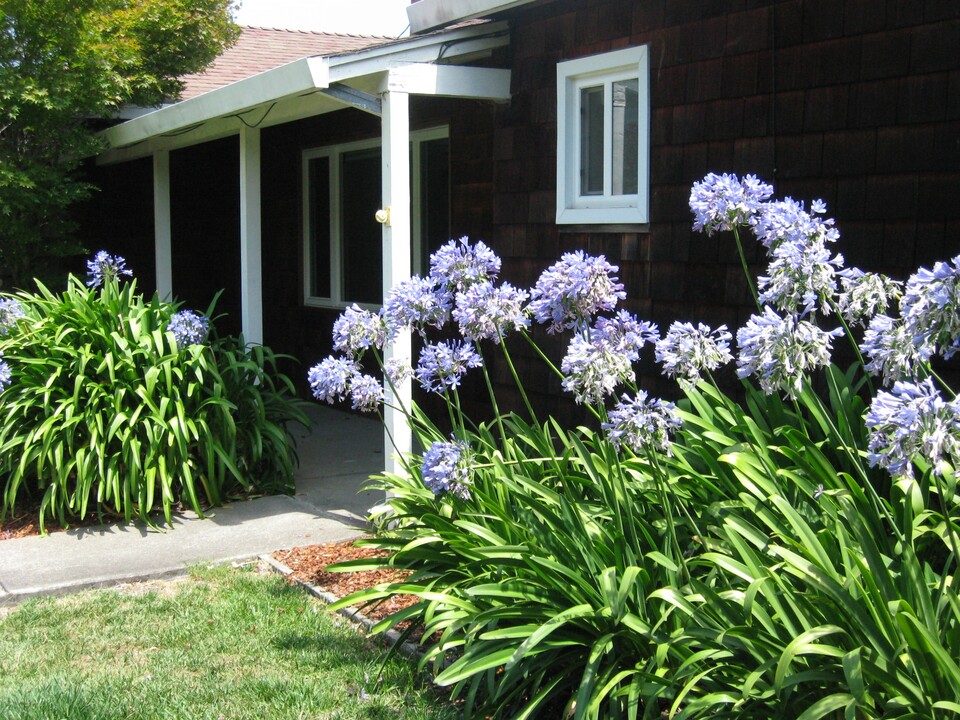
(98, 21, 510, 165)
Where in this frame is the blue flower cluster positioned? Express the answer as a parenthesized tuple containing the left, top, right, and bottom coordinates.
(453, 281, 529, 343)
(0, 299, 25, 335)
(602, 392, 682, 456)
(655, 322, 733, 385)
(865, 378, 960, 479)
(333, 304, 386, 356)
(307, 356, 382, 412)
(167, 310, 210, 350)
(86, 251, 132, 288)
(528, 251, 626, 334)
(736, 306, 841, 397)
(0, 353, 10, 393)
(429, 236, 501, 293)
(421, 439, 472, 498)
(689, 172, 773, 236)
(415, 340, 483, 394)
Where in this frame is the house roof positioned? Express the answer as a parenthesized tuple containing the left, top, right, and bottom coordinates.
(178, 26, 394, 100)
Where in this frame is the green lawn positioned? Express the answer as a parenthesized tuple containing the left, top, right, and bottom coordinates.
(0, 564, 455, 720)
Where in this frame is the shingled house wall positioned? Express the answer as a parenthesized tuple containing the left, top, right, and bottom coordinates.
(466, 0, 960, 418)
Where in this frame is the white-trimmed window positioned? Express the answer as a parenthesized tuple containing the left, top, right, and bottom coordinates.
(303, 127, 450, 308)
(556, 45, 650, 225)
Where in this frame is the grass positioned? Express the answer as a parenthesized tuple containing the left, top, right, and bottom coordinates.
(0, 564, 457, 720)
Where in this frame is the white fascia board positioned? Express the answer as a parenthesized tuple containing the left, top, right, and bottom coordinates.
(103, 57, 329, 150)
(407, 0, 536, 34)
(383, 64, 511, 101)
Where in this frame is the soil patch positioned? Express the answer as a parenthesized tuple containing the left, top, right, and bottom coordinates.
(273, 540, 420, 626)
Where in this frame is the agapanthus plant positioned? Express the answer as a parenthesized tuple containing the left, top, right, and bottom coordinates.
(167, 310, 210, 350)
(861, 314, 933, 386)
(415, 340, 483, 394)
(836, 268, 902, 327)
(0, 353, 10, 392)
(453, 281, 529, 343)
(0, 299, 25, 335)
(86, 250, 132, 288)
(900, 254, 960, 359)
(420, 439, 473, 499)
(383, 275, 451, 337)
(689, 172, 773, 235)
(430, 236, 501, 293)
(527, 251, 626, 334)
(333, 304, 386, 357)
(655, 321, 733, 385)
(602, 391, 681, 455)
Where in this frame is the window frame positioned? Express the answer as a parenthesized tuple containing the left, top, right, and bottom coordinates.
(302, 126, 450, 309)
(556, 45, 650, 226)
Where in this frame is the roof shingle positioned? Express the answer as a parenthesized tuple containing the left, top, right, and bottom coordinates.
(177, 26, 393, 100)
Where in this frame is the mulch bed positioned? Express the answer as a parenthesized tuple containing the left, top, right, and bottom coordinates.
(273, 540, 421, 627)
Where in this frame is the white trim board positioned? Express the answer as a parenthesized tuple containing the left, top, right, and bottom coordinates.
(407, 0, 537, 34)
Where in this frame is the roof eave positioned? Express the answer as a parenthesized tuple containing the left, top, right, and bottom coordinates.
(100, 21, 509, 152)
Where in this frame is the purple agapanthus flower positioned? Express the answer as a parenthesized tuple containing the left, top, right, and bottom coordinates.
(900, 255, 960, 359)
(167, 310, 210, 349)
(655, 321, 733, 384)
(421, 439, 473, 499)
(528, 251, 626, 334)
(349, 372, 384, 413)
(689, 172, 774, 235)
(0, 298, 25, 335)
(307, 356, 357, 404)
(0, 353, 10, 393)
(453, 281, 530, 343)
(865, 378, 960, 478)
(86, 251, 132, 288)
(383, 275, 451, 337)
(837, 268, 902, 328)
(333, 304, 387, 357)
(415, 340, 483, 394)
(384, 357, 413, 388)
(429, 237, 501, 293)
(750, 197, 839, 251)
(602, 391, 682, 456)
(736, 306, 842, 397)
(757, 237, 844, 317)
(861, 314, 933, 386)
(560, 333, 635, 405)
(592, 311, 660, 362)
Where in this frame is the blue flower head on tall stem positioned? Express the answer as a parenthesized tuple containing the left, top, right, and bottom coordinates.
(736, 306, 842, 398)
(603, 391, 682, 456)
(837, 268, 902, 328)
(655, 321, 733, 385)
(757, 236, 844, 318)
(528, 251, 626, 334)
(307, 356, 358, 404)
(561, 333, 635, 405)
(689, 172, 773, 235)
(415, 340, 483, 394)
(429, 236, 501, 294)
(333, 304, 387, 357)
(750, 197, 839, 251)
(865, 378, 960, 479)
(348, 372, 384, 413)
(86, 251, 132, 288)
(453, 281, 530, 343)
(900, 255, 960, 360)
(0, 298, 25, 335)
(421, 439, 473, 499)
(861, 314, 932, 387)
(167, 310, 210, 350)
(383, 275, 451, 338)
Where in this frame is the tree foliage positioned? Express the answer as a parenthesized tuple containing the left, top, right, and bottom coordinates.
(0, 0, 239, 288)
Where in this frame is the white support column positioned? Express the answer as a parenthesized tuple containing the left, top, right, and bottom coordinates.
(239, 126, 263, 345)
(381, 90, 412, 476)
(153, 150, 173, 300)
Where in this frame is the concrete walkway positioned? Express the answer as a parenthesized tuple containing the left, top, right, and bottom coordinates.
(0, 404, 384, 606)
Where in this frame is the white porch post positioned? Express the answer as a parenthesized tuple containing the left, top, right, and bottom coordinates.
(239, 126, 263, 345)
(153, 150, 173, 300)
(381, 90, 412, 476)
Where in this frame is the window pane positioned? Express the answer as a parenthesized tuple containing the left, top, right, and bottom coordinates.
(611, 78, 639, 196)
(307, 156, 330, 298)
(419, 137, 450, 272)
(580, 85, 604, 196)
(341, 148, 382, 304)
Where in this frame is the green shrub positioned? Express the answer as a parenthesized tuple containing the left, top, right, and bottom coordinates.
(312, 181, 960, 718)
(0, 263, 307, 531)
